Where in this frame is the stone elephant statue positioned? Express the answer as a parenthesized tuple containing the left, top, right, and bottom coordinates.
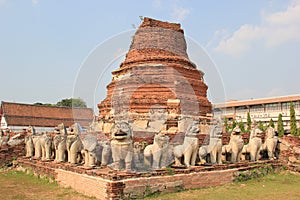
(25, 126, 35, 158)
(0, 128, 10, 146)
(227, 127, 244, 163)
(262, 126, 278, 160)
(33, 134, 43, 159)
(247, 127, 263, 161)
(199, 124, 223, 165)
(174, 121, 200, 167)
(99, 140, 112, 166)
(132, 142, 145, 169)
(81, 134, 99, 167)
(109, 122, 133, 172)
(53, 123, 67, 162)
(32, 132, 52, 161)
(25, 136, 34, 158)
(39, 133, 52, 161)
(144, 132, 173, 170)
(66, 123, 83, 164)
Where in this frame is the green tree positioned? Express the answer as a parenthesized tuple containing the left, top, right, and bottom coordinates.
(56, 98, 87, 108)
(290, 102, 297, 136)
(33, 102, 55, 106)
(238, 121, 245, 133)
(258, 121, 266, 131)
(269, 118, 275, 128)
(277, 113, 284, 137)
(246, 112, 252, 133)
(231, 119, 237, 130)
(224, 118, 229, 133)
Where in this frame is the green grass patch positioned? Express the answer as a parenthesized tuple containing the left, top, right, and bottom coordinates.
(145, 172, 300, 200)
(0, 170, 95, 200)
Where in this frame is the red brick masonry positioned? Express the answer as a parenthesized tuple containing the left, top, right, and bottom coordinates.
(98, 18, 212, 120)
(17, 158, 281, 200)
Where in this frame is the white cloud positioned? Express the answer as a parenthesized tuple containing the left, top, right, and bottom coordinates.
(205, 29, 229, 49)
(32, 0, 39, 6)
(214, 1, 300, 57)
(170, 6, 190, 22)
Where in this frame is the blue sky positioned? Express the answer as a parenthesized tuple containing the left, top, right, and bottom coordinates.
(0, 0, 299, 112)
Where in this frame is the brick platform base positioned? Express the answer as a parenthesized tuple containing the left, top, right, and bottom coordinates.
(16, 158, 281, 200)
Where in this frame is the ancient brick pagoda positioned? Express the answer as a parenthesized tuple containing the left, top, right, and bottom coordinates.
(98, 17, 211, 133)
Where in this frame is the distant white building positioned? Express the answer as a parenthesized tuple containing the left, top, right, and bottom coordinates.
(213, 94, 300, 130)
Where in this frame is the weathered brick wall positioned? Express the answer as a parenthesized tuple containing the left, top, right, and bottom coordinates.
(17, 158, 281, 200)
(278, 135, 300, 172)
(98, 17, 212, 123)
(0, 132, 25, 167)
(123, 169, 234, 199)
(122, 161, 280, 199)
(55, 169, 110, 199)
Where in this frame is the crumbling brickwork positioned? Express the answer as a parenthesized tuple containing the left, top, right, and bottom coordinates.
(278, 135, 300, 172)
(98, 18, 212, 123)
(17, 158, 281, 200)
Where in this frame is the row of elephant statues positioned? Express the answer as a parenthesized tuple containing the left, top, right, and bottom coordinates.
(25, 123, 111, 168)
(24, 121, 279, 172)
(200, 125, 279, 165)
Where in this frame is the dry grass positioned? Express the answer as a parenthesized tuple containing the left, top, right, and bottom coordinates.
(145, 171, 300, 200)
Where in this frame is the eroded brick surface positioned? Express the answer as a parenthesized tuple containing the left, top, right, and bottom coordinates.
(98, 18, 212, 123)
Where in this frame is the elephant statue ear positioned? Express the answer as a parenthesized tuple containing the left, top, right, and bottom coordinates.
(83, 134, 98, 152)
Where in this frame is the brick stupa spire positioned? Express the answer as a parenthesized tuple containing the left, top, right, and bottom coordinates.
(98, 17, 211, 133)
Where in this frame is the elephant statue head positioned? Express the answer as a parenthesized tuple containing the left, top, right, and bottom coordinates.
(27, 126, 36, 136)
(68, 123, 81, 136)
(265, 126, 275, 139)
(185, 121, 200, 137)
(110, 122, 132, 142)
(54, 123, 67, 136)
(251, 127, 263, 138)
